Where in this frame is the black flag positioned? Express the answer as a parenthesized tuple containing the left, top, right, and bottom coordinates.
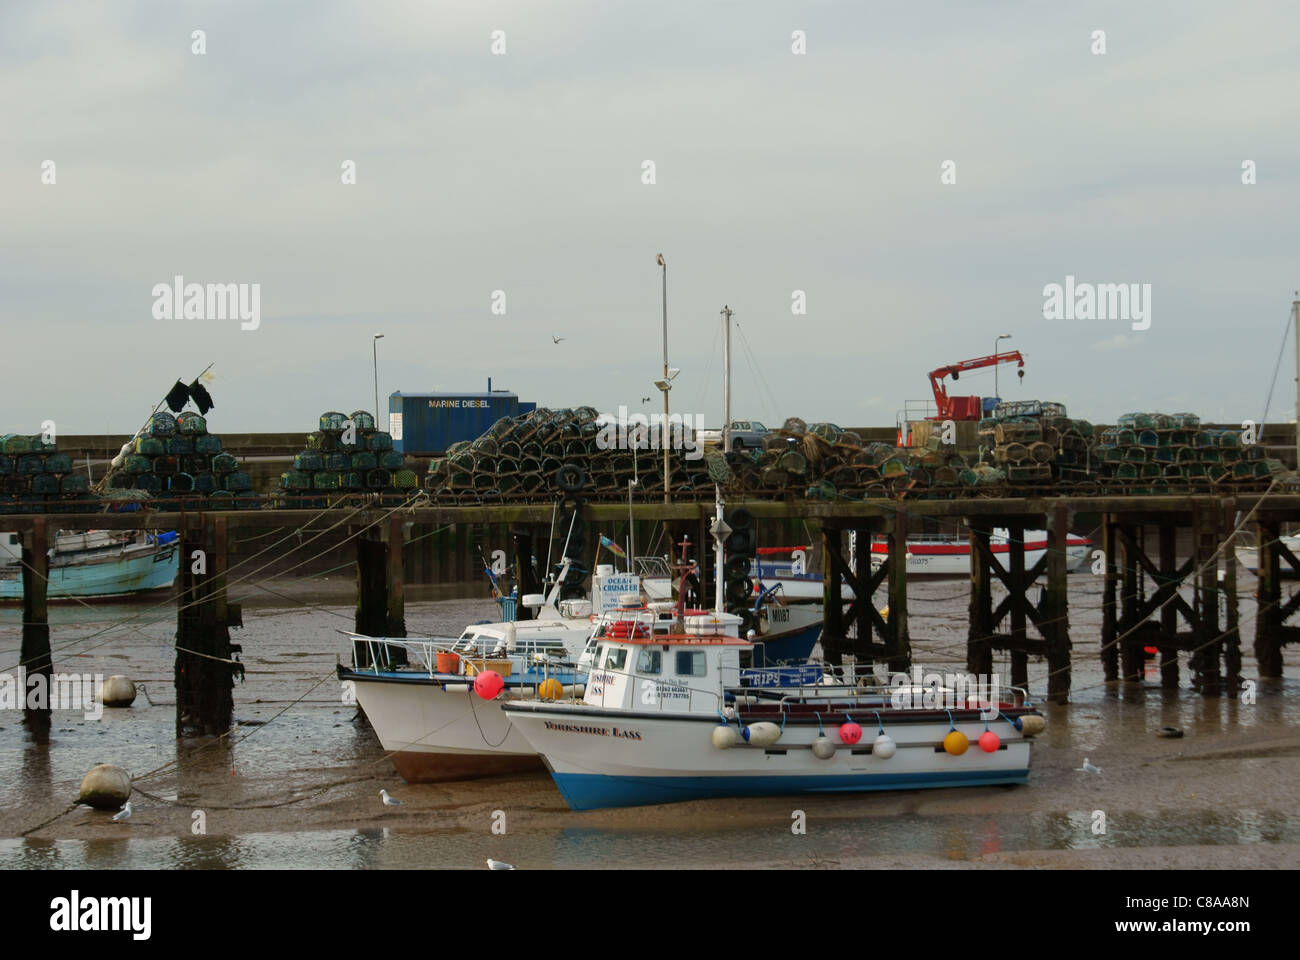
(189, 380, 214, 415)
(164, 380, 190, 413)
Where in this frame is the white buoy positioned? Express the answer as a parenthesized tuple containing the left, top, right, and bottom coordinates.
(99, 675, 137, 708)
(711, 725, 738, 749)
(872, 733, 897, 759)
(741, 721, 782, 746)
(811, 735, 835, 759)
(79, 763, 132, 810)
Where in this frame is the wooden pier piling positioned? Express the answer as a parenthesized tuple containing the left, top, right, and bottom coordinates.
(20, 517, 51, 730)
(175, 515, 241, 736)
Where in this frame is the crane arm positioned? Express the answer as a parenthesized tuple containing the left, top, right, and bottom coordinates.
(928, 350, 1025, 416)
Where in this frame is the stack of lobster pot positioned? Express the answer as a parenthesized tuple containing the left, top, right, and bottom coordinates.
(977, 400, 1096, 486)
(0, 433, 97, 514)
(277, 410, 415, 507)
(1092, 412, 1281, 493)
(99, 410, 255, 509)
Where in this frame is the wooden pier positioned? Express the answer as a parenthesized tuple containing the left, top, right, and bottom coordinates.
(5, 492, 1298, 732)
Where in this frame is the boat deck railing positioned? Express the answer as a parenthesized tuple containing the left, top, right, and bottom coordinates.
(350, 634, 575, 678)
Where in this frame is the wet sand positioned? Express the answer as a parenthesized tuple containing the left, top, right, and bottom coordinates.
(2, 575, 1298, 868)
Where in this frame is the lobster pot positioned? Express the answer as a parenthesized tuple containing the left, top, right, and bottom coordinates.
(281, 470, 311, 491)
(28, 435, 56, 453)
(294, 452, 324, 472)
(176, 412, 207, 435)
(3, 475, 30, 495)
(341, 471, 365, 490)
(212, 453, 239, 474)
(135, 437, 165, 456)
(313, 471, 340, 490)
(350, 451, 377, 470)
(135, 474, 162, 493)
(0, 454, 10, 475)
(43, 453, 73, 474)
(393, 469, 418, 489)
(147, 412, 177, 437)
(305, 431, 339, 453)
(209, 490, 235, 508)
(367, 468, 391, 489)
(193, 472, 218, 494)
(324, 453, 350, 471)
(182, 455, 210, 475)
(102, 470, 135, 490)
(368, 431, 394, 452)
(380, 451, 404, 470)
(349, 410, 376, 431)
(168, 473, 195, 493)
(166, 436, 194, 455)
(0, 435, 32, 455)
(17, 455, 44, 475)
(152, 456, 179, 476)
(320, 411, 349, 433)
(122, 454, 150, 473)
(193, 435, 222, 455)
(224, 471, 253, 492)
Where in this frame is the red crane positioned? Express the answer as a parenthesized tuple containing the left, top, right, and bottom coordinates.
(927, 350, 1025, 421)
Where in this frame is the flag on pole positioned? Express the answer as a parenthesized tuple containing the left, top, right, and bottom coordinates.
(599, 534, 627, 558)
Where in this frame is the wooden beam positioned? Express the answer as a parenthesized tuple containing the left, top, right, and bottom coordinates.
(21, 516, 51, 731)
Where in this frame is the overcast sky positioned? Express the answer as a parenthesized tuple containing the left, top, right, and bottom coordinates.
(4, 0, 1299, 436)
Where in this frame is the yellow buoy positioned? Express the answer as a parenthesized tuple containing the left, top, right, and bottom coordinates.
(538, 677, 564, 700)
(943, 730, 969, 756)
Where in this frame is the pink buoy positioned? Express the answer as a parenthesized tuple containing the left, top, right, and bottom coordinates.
(474, 670, 505, 699)
(978, 730, 1000, 753)
(839, 722, 862, 745)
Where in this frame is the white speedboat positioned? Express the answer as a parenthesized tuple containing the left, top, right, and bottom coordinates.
(868, 528, 1092, 578)
(503, 602, 1043, 810)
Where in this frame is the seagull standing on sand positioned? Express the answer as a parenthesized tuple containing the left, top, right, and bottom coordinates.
(111, 801, 132, 822)
(379, 789, 402, 806)
(1075, 757, 1102, 775)
(487, 858, 515, 870)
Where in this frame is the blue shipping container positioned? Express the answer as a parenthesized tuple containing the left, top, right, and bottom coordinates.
(389, 390, 533, 455)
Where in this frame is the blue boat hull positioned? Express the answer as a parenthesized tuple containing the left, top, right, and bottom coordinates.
(550, 768, 1030, 811)
(0, 543, 178, 600)
(752, 621, 821, 665)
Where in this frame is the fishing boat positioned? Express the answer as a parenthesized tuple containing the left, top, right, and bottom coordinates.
(0, 529, 178, 600)
(502, 601, 1043, 810)
(340, 561, 641, 782)
(869, 528, 1093, 578)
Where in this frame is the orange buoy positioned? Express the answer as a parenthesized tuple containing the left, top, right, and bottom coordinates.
(943, 729, 969, 756)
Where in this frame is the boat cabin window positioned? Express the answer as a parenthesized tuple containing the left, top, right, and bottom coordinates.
(675, 650, 706, 677)
(636, 648, 662, 675)
(602, 646, 628, 671)
(6, 534, 16, 545)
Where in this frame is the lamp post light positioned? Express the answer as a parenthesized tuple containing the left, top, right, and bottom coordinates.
(657, 254, 669, 504)
(373, 334, 385, 424)
(994, 333, 1011, 397)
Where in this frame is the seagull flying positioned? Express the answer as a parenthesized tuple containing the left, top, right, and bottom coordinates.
(487, 858, 515, 870)
(379, 789, 402, 806)
(111, 801, 132, 822)
(551, 335, 565, 344)
(641, 397, 652, 404)
(1075, 757, 1102, 775)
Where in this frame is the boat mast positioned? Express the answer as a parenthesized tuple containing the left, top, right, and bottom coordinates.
(1293, 292, 1299, 464)
(721, 306, 733, 452)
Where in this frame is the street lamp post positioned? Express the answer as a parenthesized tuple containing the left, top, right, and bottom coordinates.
(373, 334, 385, 424)
(994, 333, 1011, 397)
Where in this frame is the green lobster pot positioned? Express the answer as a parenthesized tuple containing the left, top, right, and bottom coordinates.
(393, 469, 418, 488)
(350, 452, 376, 470)
(349, 410, 376, 431)
(294, 452, 324, 472)
(367, 468, 391, 488)
(135, 437, 164, 456)
(380, 451, 404, 470)
(135, 474, 162, 493)
(17, 455, 44, 475)
(313, 471, 340, 490)
(341, 471, 365, 490)
(305, 431, 338, 453)
(124, 454, 151, 473)
(208, 490, 235, 509)
(31, 474, 59, 495)
(212, 453, 239, 474)
(19, 495, 45, 513)
(0, 454, 11, 475)
(182, 455, 210, 475)
(152, 456, 178, 476)
(324, 453, 350, 471)
(319, 411, 349, 433)
(167, 473, 194, 493)
(28, 436, 56, 453)
(193, 472, 218, 494)
(166, 436, 194, 455)
(60, 474, 89, 494)
(176, 412, 207, 435)
(224, 471, 252, 492)
(194, 435, 222, 455)
(0, 435, 32, 455)
(368, 432, 394, 452)
(148, 412, 177, 437)
(281, 470, 311, 491)
(43, 453, 72, 473)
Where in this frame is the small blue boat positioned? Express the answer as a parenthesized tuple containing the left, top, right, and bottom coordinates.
(0, 529, 179, 600)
